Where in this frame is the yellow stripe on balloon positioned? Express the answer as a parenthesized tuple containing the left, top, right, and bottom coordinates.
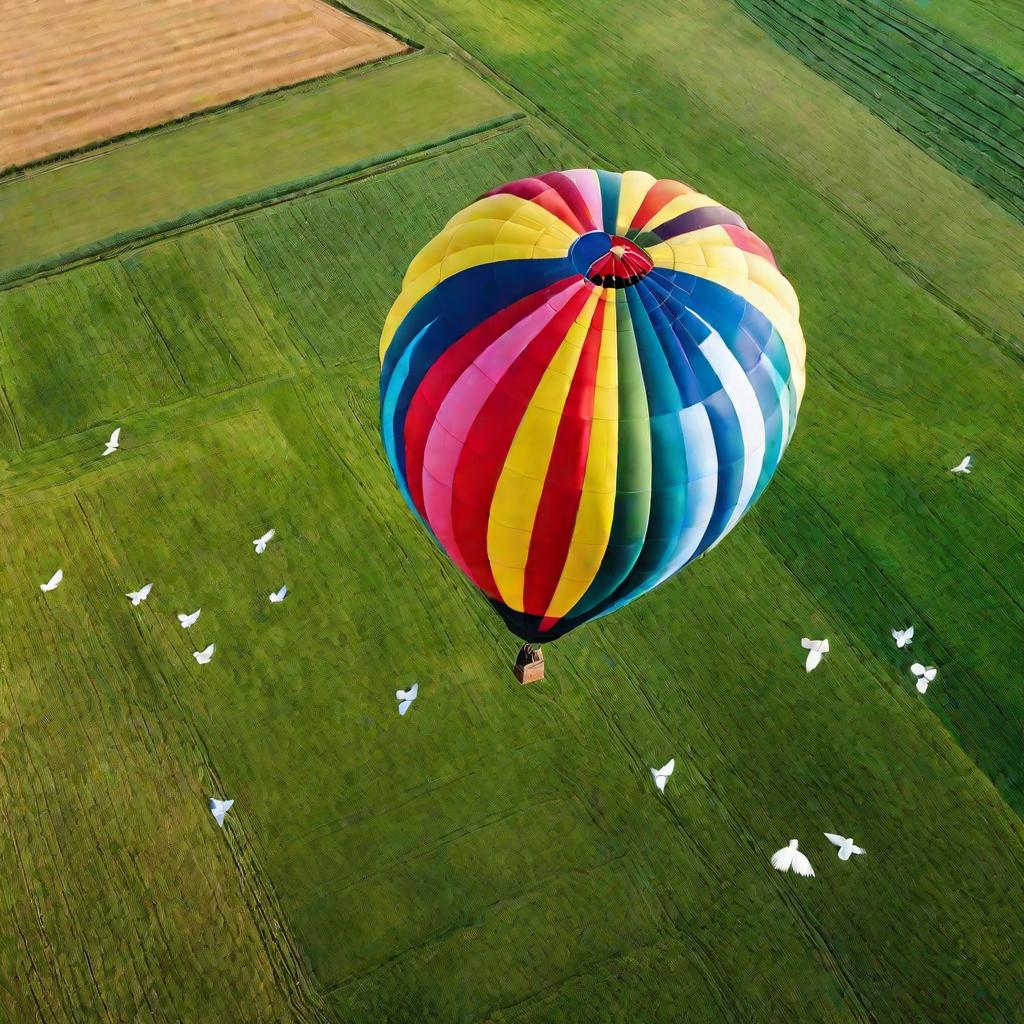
(615, 171, 657, 236)
(486, 289, 602, 611)
(379, 196, 578, 360)
(543, 291, 620, 620)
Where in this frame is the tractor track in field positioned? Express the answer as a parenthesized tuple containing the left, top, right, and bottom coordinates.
(727, 0, 1024, 223)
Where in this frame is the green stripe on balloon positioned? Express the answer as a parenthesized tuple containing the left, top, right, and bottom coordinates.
(567, 295, 651, 619)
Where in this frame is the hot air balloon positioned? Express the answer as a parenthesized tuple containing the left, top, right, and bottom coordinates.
(379, 169, 805, 643)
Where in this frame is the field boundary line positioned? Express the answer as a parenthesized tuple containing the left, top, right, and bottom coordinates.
(0, 32, 419, 181)
(0, 114, 526, 293)
(318, 0, 422, 50)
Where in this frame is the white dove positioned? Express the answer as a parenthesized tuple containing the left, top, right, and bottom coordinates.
(825, 833, 866, 861)
(126, 583, 153, 606)
(771, 839, 815, 877)
(269, 585, 288, 604)
(801, 637, 829, 672)
(892, 626, 914, 648)
(651, 758, 675, 793)
(253, 529, 275, 554)
(39, 569, 63, 592)
(950, 455, 972, 474)
(193, 643, 215, 665)
(911, 663, 937, 693)
(396, 683, 418, 716)
(177, 609, 201, 628)
(209, 798, 233, 827)
(101, 427, 121, 457)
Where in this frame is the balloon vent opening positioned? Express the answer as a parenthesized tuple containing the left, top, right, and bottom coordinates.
(570, 232, 653, 289)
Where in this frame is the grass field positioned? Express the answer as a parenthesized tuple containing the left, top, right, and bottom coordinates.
(0, 53, 520, 282)
(896, 0, 1024, 72)
(728, 0, 1024, 221)
(0, 0, 405, 170)
(1, 0, 1023, 1021)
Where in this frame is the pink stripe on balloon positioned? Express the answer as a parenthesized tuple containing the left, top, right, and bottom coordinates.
(563, 169, 602, 234)
(421, 280, 586, 575)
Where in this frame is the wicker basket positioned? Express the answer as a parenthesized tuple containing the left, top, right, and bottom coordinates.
(513, 649, 545, 684)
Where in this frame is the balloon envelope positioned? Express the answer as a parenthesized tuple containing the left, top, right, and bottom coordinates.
(380, 170, 805, 641)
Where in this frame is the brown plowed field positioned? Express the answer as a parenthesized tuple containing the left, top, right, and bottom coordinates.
(0, 0, 407, 170)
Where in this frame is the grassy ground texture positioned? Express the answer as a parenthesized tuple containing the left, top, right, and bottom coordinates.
(0, 0, 1022, 1020)
(0, 53, 519, 282)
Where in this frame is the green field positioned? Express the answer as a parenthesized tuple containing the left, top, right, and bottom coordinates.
(0, 52, 519, 282)
(1, 0, 1023, 1021)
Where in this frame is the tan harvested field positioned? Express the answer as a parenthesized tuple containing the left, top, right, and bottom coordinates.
(0, 0, 407, 170)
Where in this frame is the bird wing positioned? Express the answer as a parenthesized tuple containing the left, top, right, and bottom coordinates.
(658, 758, 675, 778)
(791, 851, 815, 877)
(278, 586, 287, 599)
(398, 699, 412, 716)
(905, 626, 914, 640)
(824, 833, 845, 848)
(851, 845, 866, 856)
(110, 428, 121, 445)
(140, 584, 152, 598)
(408, 683, 419, 700)
(820, 639, 829, 653)
(771, 848, 793, 871)
(924, 667, 937, 681)
(805, 650, 821, 672)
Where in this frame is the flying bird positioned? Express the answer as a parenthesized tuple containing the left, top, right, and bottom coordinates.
(126, 583, 152, 606)
(950, 455, 972, 474)
(911, 663, 937, 693)
(253, 529, 275, 554)
(801, 637, 829, 672)
(101, 427, 121, 457)
(396, 683, 418, 716)
(892, 626, 914, 648)
(269, 585, 288, 604)
(825, 833, 866, 861)
(651, 758, 675, 793)
(771, 840, 815, 877)
(209, 798, 233, 827)
(177, 609, 201, 628)
(193, 643, 215, 665)
(40, 569, 64, 592)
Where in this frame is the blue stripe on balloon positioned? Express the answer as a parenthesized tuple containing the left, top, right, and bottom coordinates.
(381, 257, 573, 484)
(381, 319, 437, 534)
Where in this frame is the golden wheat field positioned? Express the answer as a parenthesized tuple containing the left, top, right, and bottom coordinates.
(0, 0, 406, 170)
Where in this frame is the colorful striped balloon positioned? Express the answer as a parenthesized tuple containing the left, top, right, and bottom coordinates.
(380, 170, 805, 642)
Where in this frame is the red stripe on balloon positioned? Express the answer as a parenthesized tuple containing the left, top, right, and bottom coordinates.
(536, 172, 599, 233)
(722, 224, 778, 268)
(629, 178, 696, 233)
(521, 293, 606, 619)
(449, 285, 595, 599)
(402, 278, 578, 522)
(484, 178, 588, 235)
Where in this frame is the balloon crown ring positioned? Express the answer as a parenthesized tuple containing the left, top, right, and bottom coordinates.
(569, 231, 654, 288)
